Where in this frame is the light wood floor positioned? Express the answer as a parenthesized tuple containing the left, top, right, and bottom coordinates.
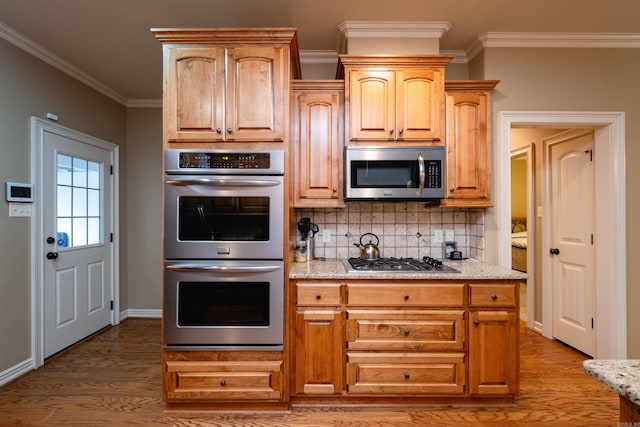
(0, 318, 620, 426)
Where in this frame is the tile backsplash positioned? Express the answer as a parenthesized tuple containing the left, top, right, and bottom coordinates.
(295, 202, 485, 261)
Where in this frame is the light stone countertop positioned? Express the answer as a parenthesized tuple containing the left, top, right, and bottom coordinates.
(583, 359, 640, 406)
(289, 258, 527, 281)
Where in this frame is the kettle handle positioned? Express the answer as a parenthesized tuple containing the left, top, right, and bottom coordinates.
(360, 232, 379, 246)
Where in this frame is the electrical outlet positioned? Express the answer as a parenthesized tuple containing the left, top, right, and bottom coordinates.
(323, 228, 331, 243)
(433, 229, 443, 243)
(445, 229, 455, 241)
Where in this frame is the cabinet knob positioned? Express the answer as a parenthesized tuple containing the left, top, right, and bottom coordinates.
(220, 379, 226, 386)
(215, 128, 222, 134)
(315, 293, 322, 300)
(399, 129, 404, 135)
(449, 187, 455, 192)
(404, 372, 410, 379)
(226, 127, 232, 134)
(473, 320, 480, 326)
(491, 294, 498, 300)
(403, 328, 410, 336)
(403, 294, 410, 300)
(389, 129, 394, 135)
(332, 187, 337, 193)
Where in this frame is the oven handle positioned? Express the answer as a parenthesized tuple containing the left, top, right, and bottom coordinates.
(166, 177, 281, 187)
(166, 264, 282, 273)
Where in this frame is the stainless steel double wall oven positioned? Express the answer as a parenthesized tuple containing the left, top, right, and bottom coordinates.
(164, 149, 285, 348)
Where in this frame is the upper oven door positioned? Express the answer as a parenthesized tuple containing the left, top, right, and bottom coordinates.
(164, 175, 284, 260)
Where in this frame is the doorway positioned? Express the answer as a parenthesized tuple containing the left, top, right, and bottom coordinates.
(31, 117, 120, 366)
(497, 111, 626, 359)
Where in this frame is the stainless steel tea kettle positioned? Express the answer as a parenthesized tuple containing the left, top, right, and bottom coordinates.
(354, 232, 380, 260)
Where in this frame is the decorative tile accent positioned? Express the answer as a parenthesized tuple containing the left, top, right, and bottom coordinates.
(296, 202, 485, 261)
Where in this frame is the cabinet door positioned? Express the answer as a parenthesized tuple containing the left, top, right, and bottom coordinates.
(226, 46, 285, 141)
(444, 91, 490, 203)
(396, 69, 444, 142)
(294, 310, 344, 395)
(294, 90, 343, 207)
(348, 70, 395, 141)
(468, 310, 518, 395)
(165, 47, 225, 142)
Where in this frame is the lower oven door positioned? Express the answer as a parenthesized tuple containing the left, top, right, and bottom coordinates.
(164, 260, 284, 348)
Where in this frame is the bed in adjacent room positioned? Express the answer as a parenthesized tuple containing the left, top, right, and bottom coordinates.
(511, 219, 527, 272)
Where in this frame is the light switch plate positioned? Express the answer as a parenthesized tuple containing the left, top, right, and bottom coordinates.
(9, 203, 32, 217)
(433, 229, 443, 243)
(323, 228, 331, 243)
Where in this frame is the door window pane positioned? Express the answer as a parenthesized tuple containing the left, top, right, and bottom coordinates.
(56, 154, 102, 248)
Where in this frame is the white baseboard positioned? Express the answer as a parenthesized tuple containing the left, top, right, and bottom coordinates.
(119, 309, 162, 321)
(0, 358, 34, 387)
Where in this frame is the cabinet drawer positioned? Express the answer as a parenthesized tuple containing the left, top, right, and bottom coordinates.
(346, 310, 464, 351)
(346, 352, 465, 395)
(165, 360, 283, 401)
(469, 283, 516, 307)
(297, 283, 342, 305)
(347, 283, 464, 306)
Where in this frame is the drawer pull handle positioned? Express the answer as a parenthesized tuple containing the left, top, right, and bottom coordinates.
(220, 379, 226, 386)
(403, 328, 410, 336)
(491, 294, 498, 300)
(403, 294, 410, 300)
(474, 320, 480, 326)
(404, 372, 410, 379)
(315, 293, 322, 300)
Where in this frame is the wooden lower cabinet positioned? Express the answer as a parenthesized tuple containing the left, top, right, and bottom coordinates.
(468, 282, 519, 396)
(468, 310, 518, 396)
(294, 310, 344, 394)
(163, 350, 284, 402)
(347, 352, 465, 394)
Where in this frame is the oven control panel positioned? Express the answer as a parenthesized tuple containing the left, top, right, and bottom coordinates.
(165, 149, 284, 175)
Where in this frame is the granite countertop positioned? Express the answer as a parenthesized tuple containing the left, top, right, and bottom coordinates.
(289, 258, 527, 281)
(583, 359, 640, 406)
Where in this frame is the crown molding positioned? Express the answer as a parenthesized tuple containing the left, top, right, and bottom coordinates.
(467, 32, 640, 60)
(0, 21, 128, 106)
(440, 50, 467, 64)
(338, 21, 451, 39)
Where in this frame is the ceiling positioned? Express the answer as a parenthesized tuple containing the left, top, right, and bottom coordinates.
(0, 0, 638, 105)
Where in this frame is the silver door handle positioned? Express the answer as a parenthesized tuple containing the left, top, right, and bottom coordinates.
(417, 153, 425, 196)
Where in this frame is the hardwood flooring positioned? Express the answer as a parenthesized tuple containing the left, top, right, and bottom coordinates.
(0, 318, 621, 426)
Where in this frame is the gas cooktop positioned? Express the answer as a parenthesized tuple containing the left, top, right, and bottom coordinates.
(345, 257, 460, 273)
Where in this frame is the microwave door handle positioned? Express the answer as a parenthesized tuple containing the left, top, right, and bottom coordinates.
(166, 264, 282, 273)
(417, 153, 425, 195)
(166, 178, 280, 187)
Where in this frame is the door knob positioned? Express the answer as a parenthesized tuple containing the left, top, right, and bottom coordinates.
(46, 252, 59, 260)
(549, 248, 560, 255)
(46, 236, 55, 244)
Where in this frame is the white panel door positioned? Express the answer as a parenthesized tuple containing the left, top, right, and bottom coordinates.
(549, 132, 595, 356)
(42, 128, 113, 358)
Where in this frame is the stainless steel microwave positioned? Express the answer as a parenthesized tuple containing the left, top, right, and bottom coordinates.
(345, 146, 445, 201)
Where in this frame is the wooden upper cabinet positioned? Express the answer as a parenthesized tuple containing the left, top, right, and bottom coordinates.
(166, 47, 225, 142)
(165, 46, 285, 142)
(292, 81, 344, 208)
(153, 28, 300, 144)
(339, 55, 451, 145)
(443, 80, 499, 207)
(226, 47, 285, 141)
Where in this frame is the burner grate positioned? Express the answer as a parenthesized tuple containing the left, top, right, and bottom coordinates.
(347, 257, 459, 273)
